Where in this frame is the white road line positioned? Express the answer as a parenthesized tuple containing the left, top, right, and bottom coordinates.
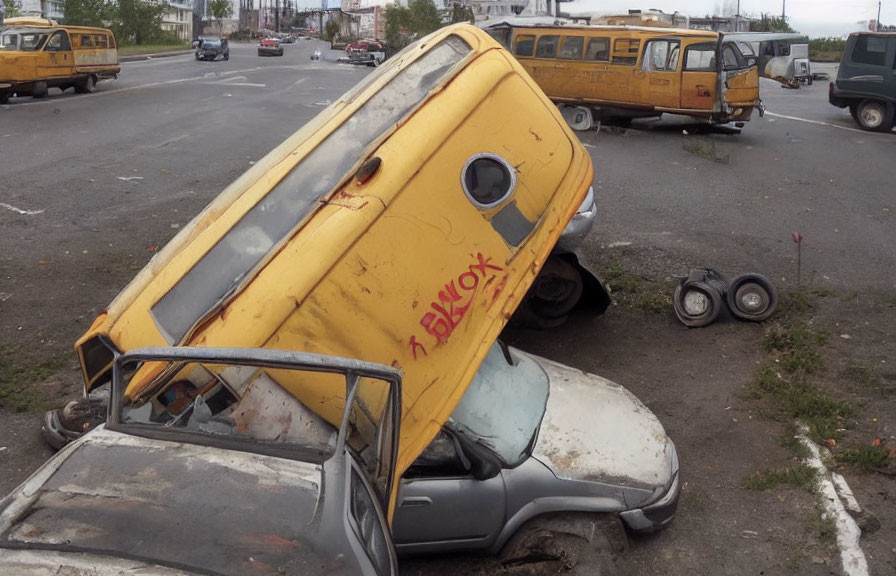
(293, 77, 307, 87)
(214, 82, 266, 88)
(0, 202, 44, 215)
(799, 432, 869, 576)
(764, 111, 888, 135)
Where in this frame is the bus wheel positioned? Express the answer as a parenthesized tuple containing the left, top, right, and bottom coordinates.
(75, 75, 96, 94)
(32, 82, 48, 99)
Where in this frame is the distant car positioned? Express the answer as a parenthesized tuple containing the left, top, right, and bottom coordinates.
(258, 38, 284, 57)
(347, 41, 386, 67)
(311, 49, 321, 60)
(829, 31, 896, 132)
(282, 35, 296, 44)
(194, 36, 229, 61)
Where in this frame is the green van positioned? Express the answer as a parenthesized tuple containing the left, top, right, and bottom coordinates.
(829, 32, 896, 131)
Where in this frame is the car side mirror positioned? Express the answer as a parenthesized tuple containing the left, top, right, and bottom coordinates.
(453, 431, 501, 481)
(192, 41, 199, 49)
(745, 57, 757, 67)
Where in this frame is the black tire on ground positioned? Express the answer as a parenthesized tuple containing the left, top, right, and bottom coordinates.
(0, 91, 9, 104)
(500, 513, 627, 576)
(726, 273, 778, 322)
(31, 81, 48, 99)
(856, 100, 893, 132)
(74, 75, 96, 94)
(673, 281, 723, 327)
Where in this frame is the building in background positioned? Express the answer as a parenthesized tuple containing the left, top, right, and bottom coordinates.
(593, 9, 688, 28)
(689, 14, 754, 32)
(18, 0, 64, 20)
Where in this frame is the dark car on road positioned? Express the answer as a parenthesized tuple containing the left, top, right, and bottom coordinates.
(258, 38, 284, 57)
(829, 32, 896, 131)
(194, 36, 229, 61)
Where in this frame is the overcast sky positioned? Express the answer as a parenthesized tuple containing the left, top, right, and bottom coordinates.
(565, 1, 895, 37)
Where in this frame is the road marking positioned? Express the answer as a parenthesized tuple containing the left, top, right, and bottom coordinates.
(799, 431, 868, 576)
(0, 202, 44, 215)
(764, 111, 890, 135)
(293, 78, 307, 87)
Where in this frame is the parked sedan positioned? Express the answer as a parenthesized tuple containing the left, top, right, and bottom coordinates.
(5, 347, 401, 576)
(258, 38, 284, 57)
(392, 343, 680, 558)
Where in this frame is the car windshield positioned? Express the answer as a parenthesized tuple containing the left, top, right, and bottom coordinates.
(0, 29, 47, 51)
(446, 343, 549, 467)
(202, 39, 221, 47)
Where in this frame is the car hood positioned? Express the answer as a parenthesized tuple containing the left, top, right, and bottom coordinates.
(0, 428, 341, 576)
(531, 356, 675, 490)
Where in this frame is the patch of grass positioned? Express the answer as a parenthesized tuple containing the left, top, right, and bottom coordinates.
(775, 423, 811, 460)
(741, 463, 816, 492)
(839, 290, 859, 302)
(762, 323, 827, 375)
(835, 446, 892, 473)
(809, 511, 837, 545)
(840, 361, 880, 388)
(599, 261, 673, 313)
(682, 136, 730, 163)
(0, 346, 72, 412)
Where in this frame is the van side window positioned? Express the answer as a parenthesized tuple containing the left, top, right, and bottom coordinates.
(45, 31, 71, 52)
(852, 35, 887, 66)
(585, 37, 610, 61)
(559, 36, 583, 59)
(514, 34, 535, 57)
(80, 35, 93, 48)
(642, 39, 680, 71)
(95, 35, 108, 48)
(721, 43, 743, 70)
(684, 43, 716, 71)
(612, 38, 639, 65)
(535, 35, 559, 58)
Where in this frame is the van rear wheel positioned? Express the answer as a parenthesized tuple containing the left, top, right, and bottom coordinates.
(31, 81, 48, 99)
(856, 100, 892, 132)
(75, 75, 96, 94)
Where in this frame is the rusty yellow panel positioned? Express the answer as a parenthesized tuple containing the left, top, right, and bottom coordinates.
(724, 67, 760, 107)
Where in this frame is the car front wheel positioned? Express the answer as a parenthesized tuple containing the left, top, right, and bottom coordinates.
(856, 100, 892, 132)
(500, 513, 627, 575)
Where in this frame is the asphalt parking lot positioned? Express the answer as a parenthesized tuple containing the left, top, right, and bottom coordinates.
(1, 42, 894, 575)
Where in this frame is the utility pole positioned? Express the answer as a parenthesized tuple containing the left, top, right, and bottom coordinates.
(275, 0, 280, 32)
(781, 0, 786, 20)
(877, 1, 882, 31)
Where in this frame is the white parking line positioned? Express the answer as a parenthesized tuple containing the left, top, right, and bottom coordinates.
(764, 111, 888, 135)
(799, 432, 869, 576)
(0, 202, 44, 215)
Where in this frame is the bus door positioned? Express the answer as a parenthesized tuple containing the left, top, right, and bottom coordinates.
(719, 40, 759, 108)
(39, 29, 73, 79)
(636, 38, 681, 109)
(680, 41, 718, 111)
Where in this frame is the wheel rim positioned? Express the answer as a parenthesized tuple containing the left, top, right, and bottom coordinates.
(861, 106, 883, 128)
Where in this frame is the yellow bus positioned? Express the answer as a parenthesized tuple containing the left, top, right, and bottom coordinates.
(0, 22, 119, 103)
(484, 20, 762, 127)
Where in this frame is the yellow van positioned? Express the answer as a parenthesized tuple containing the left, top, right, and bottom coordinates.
(60, 23, 594, 517)
(484, 21, 762, 127)
(0, 22, 119, 103)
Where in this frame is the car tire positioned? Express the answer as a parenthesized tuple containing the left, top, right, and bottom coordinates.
(526, 255, 584, 320)
(856, 100, 892, 132)
(726, 273, 778, 322)
(31, 81, 48, 99)
(500, 513, 627, 575)
(74, 75, 96, 94)
(673, 280, 723, 327)
(224, 53, 229, 61)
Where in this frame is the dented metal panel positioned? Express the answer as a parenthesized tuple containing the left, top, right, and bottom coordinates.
(532, 356, 673, 489)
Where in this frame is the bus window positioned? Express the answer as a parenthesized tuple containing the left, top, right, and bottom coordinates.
(585, 37, 610, 61)
(45, 31, 71, 52)
(80, 34, 93, 48)
(642, 39, 680, 71)
(558, 36, 583, 59)
(95, 34, 108, 48)
(487, 28, 510, 50)
(535, 35, 559, 58)
(514, 34, 535, 57)
(612, 38, 639, 65)
(684, 43, 716, 71)
(721, 43, 744, 70)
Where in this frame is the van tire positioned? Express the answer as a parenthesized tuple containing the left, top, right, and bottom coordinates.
(31, 81, 48, 99)
(0, 91, 9, 104)
(75, 76, 96, 94)
(856, 100, 891, 132)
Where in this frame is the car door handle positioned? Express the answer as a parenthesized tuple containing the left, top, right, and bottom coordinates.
(399, 496, 432, 508)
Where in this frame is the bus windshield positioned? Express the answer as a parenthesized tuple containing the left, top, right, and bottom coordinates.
(1, 28, 48, 51)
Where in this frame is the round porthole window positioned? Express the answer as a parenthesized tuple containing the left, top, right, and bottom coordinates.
(461, 153, 516, 208)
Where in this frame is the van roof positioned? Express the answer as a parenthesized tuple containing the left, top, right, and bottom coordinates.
(483, 18, 720, 39)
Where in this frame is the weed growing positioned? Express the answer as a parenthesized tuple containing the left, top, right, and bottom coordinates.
(741, 464, 816, 492)
(0, 346, 72, 413)
(834, 446, 892, 473)
(600, 261, 673, 313)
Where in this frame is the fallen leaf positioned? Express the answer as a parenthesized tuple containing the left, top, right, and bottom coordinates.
(161, 169, 169, 174)
(37, 259, 48, 264)
(147, 245, 159, 252)
(872, 437, 882, 447)
(824, 439, 837, 448)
